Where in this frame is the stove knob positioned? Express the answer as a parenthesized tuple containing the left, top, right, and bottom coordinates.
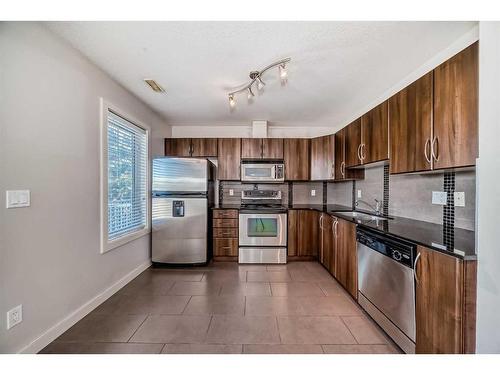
(392, 250, 402, 261)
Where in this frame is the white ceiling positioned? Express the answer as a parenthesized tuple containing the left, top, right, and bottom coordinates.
(46, 21, 476, 129)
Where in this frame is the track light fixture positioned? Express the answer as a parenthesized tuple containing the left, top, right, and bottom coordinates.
(228, 57, 290, 108)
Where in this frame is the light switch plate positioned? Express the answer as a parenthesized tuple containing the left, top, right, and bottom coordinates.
(432, 191, 447, 205)
(357, 190, 362, 198)
(454, 192, 465, 207)
(6, 190, 30, 208)
(311, 189, 316, 197)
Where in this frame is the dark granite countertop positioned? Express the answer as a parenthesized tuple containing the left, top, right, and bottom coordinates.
(212, 203, 476, 260)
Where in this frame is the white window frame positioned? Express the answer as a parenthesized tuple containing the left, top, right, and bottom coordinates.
(100, 98, 151, 253)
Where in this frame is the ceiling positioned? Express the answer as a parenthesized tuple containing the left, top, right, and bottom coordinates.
(46, 21, 476, 129)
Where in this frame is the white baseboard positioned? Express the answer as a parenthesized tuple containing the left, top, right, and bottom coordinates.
(19, 260, 152, 354)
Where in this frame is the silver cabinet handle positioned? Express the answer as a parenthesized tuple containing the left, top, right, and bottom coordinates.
(361, 143, 366, 160)
(319, 215, 323, 229)
(413, 252, 421, 284)
(341, 161, 345, 178)
(424, 138, 431, 163)
(431, 137, 439, 162)
(333, 219, 338, 238)
(357, 144, 362, 161)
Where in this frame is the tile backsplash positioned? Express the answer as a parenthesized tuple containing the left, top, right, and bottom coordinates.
(327, 165, 476, 231)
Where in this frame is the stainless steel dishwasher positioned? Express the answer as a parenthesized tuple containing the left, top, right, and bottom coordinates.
(357, 227, 417, 354)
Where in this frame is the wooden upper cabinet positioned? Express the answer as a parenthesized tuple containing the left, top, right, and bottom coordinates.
(165, 138, 217, 157)
(191, 138, 218, 157)
(415, 246, 464, 354)
(433, 41, 478, 170)
(241, 138, 263, 159)
(217, 138, 241, 180)
(262, 138, 284, 159)
(361, 101, 389, 164)
(311, 135, 335, 180)
(284, 138, 310, 180)
(389, 72, 433, 174)
(334, 217, 357, 300)
(344, 118, 362, 168)
(334, 128, 364, 181)
(164, 138, 192, 157)
(242, 138, 284, 159)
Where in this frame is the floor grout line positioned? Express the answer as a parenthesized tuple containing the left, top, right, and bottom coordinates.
(180, 296, 192, 315)
(339, 316, 359, 344)
(126, 314, 149, 343)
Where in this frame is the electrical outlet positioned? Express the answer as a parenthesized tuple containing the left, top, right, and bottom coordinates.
(229, 189, 234, 196)
(311, 189, 316, 197)
(6, 190, 30, 208)
(357, 190, 362, 198)
(454, 192, 465, 207)
(7, 305, 22, 329)
(432, 191, 447, 205)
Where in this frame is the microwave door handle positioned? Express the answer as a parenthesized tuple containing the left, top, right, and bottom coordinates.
(274, 166, 277, 179)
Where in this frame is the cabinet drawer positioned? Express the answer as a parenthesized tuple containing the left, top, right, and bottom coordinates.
(213, 218, 238, 228)
(213, 238, 238, 257)
(213, 209, 239, 219)
(213, 228, 238, 238)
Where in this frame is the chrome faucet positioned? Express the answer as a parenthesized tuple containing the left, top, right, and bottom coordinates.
(355, 198, 382, 216)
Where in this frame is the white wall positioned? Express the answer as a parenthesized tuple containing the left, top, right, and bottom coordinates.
(0, 22, 170, 353)
(476, 22, 500, 353)
(171, 125, 335, 138)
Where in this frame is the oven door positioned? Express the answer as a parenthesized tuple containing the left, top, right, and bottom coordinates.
(239, 213, 287, 247)
(241, 163, 279, 182)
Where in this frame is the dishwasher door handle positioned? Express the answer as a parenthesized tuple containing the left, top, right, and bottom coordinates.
(413, 252, 421, 284)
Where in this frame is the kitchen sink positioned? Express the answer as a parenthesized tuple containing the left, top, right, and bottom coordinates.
(332, 211, 390, 221)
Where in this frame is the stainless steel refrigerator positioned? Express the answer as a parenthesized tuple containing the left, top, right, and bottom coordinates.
(152, 157, 215, 265)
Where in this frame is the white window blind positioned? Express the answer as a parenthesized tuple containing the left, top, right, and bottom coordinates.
(107, 110, 147, 240)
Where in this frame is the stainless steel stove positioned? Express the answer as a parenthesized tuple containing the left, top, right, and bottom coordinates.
(238, 189, 287, 264)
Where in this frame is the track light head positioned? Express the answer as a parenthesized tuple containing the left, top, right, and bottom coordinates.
(279, 63, 288, 80)
(256, 76, 266, 90)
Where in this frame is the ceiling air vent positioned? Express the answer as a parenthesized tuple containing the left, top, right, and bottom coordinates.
(144, 79, 165, 93)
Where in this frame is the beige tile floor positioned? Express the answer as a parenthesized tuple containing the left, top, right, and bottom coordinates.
(40, 261, 402, 354)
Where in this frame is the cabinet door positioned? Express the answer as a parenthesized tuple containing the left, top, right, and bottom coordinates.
(344, 118, 362, 168)
(334, 129, 345, 180)
(433, 42, 478, 170)
(284, 138, 310, 180)
(241, 138, 263, 159)
(311, 135, 335, 180)
(191, 138, 218, 157)
(361, 101, 389, 164)
(335, 218, 357, 299)
(389, 73, 433, 174)
(164, 138, 192, 156)
(321, 214, 334, 270)
(297, 210, 319, 257)
(217, 138, 241, 180)
(415, 246, 464, 354)
(262, 138, 284, 159)
(287, 210, 299, 257)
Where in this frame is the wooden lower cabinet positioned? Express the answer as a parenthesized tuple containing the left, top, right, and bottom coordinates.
(320, 214, 335, 274)
(287, 210, 320, 259)
(212, 209, 238, 260)
(334, 217, 357, 299)
(415, 246, 477, 353)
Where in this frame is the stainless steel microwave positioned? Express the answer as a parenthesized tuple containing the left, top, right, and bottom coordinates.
(241, 162, 285, 183)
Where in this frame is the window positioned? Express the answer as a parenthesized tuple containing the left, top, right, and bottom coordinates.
(101, 100, 149, 252)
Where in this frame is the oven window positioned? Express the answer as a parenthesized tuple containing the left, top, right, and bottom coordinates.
(247, 218, 278, 237)
(245, 167, 272, 178)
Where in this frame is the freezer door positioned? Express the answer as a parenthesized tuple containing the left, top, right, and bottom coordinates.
(152, 157, 209, 193)
(152, 197, 208, 264)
